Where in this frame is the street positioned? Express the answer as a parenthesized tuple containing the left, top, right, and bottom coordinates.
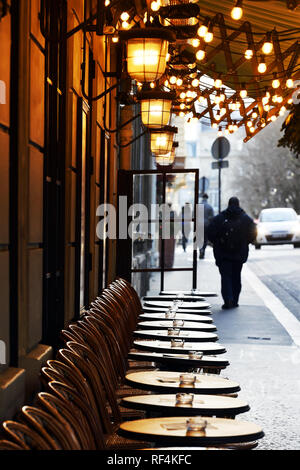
(149, 242, 300, 450)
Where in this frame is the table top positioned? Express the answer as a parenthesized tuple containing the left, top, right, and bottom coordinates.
(137, 320, 217, 332)
(143, 300, 211, 310)
(161, 290, 217, 298)
(128, 351, 229, 369)
(133, 329, 218, 342)
(133, 339, 226, 355)
(142, 307, 212, 316)
(125, 371, 239, 394)
(121, 394, 249, 417)
(139, 313, 213, 323)
(143, 295, 206, 302)
(119, 416, 264, 446)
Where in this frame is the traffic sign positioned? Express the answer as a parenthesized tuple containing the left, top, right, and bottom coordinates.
(211, 137, 230, 160)
(212, 160, 229, 170)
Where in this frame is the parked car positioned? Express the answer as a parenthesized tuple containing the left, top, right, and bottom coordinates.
(255, 207, 300, 249)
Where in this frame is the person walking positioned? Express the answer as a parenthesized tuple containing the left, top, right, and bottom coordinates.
(199, 193, 214, 259)
(207, 197, 257, 309)
(181, 202, 192, 252)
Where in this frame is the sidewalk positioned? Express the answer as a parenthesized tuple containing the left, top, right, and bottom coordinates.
(149, 245, 300, 450)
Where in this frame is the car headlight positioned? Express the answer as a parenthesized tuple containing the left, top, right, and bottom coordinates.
(257, 227, 266, 237)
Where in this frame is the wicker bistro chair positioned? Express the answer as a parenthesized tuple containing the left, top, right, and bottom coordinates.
(36, 391, 94, 449)
(0, 439, 25, 450)
(2, 421, 53, 450)
(21, 406, 81, 450)
(47, 382, 151, 450)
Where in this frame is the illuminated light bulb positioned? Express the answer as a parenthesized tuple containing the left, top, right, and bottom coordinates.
(214, 95, 221, 105)
(231, 1, 243, 20)
(105, 0, 110, 6)
(176, 78, 183, 86)
(204, 31, 213, 43)
(166, 53, 170, 62)
(179, 111, 185, 117)
(270, 115, 277, 122)
(276, 96, 283, 103)
(180, 103, 185, 110)
(245, 49, 253, 60)
(272, 74, 280, 89)
(212, 122, 218, 129)
(112, 36, 119, 43)
(151, 0, 161, 12)
(122, 21, 130, 29)
(288, 98, 293, 104)
(150, 82, 155, 88)
(261, 122, 266, 128)
(192, 78, 199, 87)
(264, 104, 270, 111)
(262, 96, 269, 105)
(272, 94, 278, 103)
(191, 38, 200, 48)
(180, 92, 186, 99)
(164, 80, 169, 87)
(279, 106, 286, 116)
(196, 49, 206, 61)
(169, 76, 177, 85)
(218, 127, 223, 137)
(228, 124, 234, 132)
(240, 85, 247, 99)
(186, 90, 193, 98)
(120, 12, 130, 22)
(197, 18, 209, 38)
(247, 120, 252, 127)
(215, 113, 221, 121)
(262, 33, 273, 55)
(258, 56, 267, 74)
(188, 62, 196, 69)
(252, 111, 258, 119)
(198, 95, 206, 104)
(250, 126, 255, 133)
(286, 78, 294, 88)
(214, 78, 222, 88)
(220, 91, 226, 101)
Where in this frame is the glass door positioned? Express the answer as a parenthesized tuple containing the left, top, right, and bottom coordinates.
(117, 169, 199, 296)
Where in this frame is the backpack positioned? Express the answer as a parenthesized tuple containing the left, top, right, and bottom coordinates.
(219, 215, 244, 252)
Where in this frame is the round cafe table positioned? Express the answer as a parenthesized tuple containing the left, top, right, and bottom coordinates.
(142, 307, 212, 316)
(143, 295, 206, 302)
(139, 313, 213, 323)
(121, 394, 250, 418)
(128, 351, 229, 371)
(143, 300, 211, 310)
(137, 320, 217, 332)
(125, 371, 240, 394)
(118, 416, 264, 446)
(133, 329, 218, 343)
(161, 290, 217, 298)
(133, 339, 226, 355)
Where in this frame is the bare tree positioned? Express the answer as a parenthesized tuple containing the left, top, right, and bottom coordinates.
(229, 118, 300, 218)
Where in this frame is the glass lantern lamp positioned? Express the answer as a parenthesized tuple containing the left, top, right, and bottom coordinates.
(150, 126, 178, 156)
(154, 141, 178, 167)
(119, 27, 175, 83)
(137, 89, 175, 128)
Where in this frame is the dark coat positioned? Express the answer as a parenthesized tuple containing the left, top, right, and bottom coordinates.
(207, 206, 257, 265)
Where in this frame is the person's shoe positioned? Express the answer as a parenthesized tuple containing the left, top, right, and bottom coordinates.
(222, 300, 234, 310)
(233, 303, 239, 308)
(199, 253, 204, 259)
